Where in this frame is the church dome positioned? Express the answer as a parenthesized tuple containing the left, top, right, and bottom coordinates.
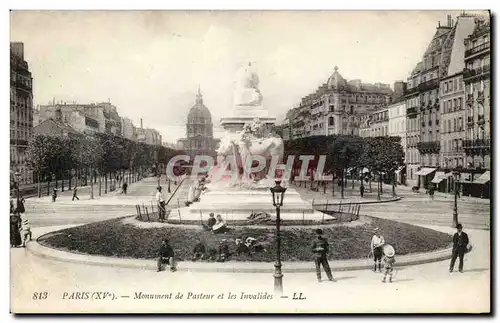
(187, 87, 212, 125)
(327, 66, 348, 90)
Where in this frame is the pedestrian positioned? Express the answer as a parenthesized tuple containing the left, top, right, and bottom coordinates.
(157, 238, 176, 272)
(449, 223, 469, 273)
(371, 228, 385, 272)
(72, 185, 79, 201)
(311, 228, 336, 283)
(10, 211, 22, 248)
(21, 219, 32, 247)
(122, 181, 128, 194)
(202, 213, 217, 231)
(429, 186, 435, 200)
(360, 184, 365, 198)
(52, 188, 58, 202)
(381, 244, 396, 283)
(156, 186, 166, 222)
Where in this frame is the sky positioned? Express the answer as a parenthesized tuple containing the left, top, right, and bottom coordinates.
(10, 10, 486, 143)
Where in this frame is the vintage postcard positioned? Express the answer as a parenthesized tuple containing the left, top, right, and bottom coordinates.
(9, 10, 491, 314)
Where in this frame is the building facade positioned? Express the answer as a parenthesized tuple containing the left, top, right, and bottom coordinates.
(405, 14, 477, 188)
(283, 66, 393, 141)
(176, 88, 218, 158)
(440, 72, 466, 169)
(463, 19, 491, 170)
(121, 117, 137, 141)
(387, 99, 407, 184)
(10, 42, 34, 185)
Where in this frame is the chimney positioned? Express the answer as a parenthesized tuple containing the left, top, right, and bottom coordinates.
(140, 118, 143, 129)
(448, 15, 452, 27)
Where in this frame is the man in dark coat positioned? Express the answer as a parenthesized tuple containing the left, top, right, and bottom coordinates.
(311, 229, 336, 283)
(157, 238, 176, 272)
(449, 223, 469, 273)
(192, 239, 206, 261)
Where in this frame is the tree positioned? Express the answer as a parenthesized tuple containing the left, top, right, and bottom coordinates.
(72, 135, 103, 199)
(328, 136, 365, 199)
(361, 137, 404, 200)
(25, 134, 58, 197)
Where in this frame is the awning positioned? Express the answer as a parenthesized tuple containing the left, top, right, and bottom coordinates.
(414, 167, 436, 176)
(474, 171, 490, 184)
(431, 172, 453, 184)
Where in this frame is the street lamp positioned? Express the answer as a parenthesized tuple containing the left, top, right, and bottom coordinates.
(14, 171, 21, 204)
(452, 171, 460, 228)
(270, 180, 287, 295)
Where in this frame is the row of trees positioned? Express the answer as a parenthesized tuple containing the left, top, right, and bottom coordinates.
(25, 132, 183, 198)
(284, 135, 405, 199)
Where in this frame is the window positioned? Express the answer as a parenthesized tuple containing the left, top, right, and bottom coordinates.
(453, 119, 457, 132)
(458, 97, 462, 110)
(459, 78, 463, 90)
(453, 79, 457, 91)
(328, 117, 334, 126)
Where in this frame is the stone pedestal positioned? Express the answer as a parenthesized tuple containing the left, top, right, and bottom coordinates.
(220, 105, 276, 133)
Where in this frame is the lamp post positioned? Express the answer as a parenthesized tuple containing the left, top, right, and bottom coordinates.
(270, 180, 287, 295)
(14, 171, 21, 204)
(452, 171, 460, 228)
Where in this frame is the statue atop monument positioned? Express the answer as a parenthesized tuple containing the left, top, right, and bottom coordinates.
(234, 62, 263, 108)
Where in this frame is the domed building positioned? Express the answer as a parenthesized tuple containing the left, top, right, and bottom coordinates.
(177, 87, 219, 158)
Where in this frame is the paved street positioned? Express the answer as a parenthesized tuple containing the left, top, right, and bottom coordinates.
(10, 224, 490, 313)
(10, 176, 491, 313)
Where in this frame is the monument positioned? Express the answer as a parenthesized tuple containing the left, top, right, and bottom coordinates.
(171, 62, 329, 223)
(220, 62, 277, 132)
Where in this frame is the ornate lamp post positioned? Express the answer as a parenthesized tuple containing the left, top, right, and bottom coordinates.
(452, 171, 460, 228)
(270, 180, 286, 295)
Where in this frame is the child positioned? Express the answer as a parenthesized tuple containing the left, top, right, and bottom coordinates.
(381, 244, 396, 283)
(21, 219, 32, 247)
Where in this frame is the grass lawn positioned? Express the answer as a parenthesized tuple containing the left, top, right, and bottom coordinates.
(38, 216, 452, 262)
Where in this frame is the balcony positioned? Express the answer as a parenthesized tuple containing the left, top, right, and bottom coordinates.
(405, 86, 419, 95)
(407, 106, 418, 118)
(417, 141, 440, 154)
(465, 42, 490, 58)
(418, 78, 440, 92)
(463, 65, 491, 81)
(10, 139, 28, 147)
(467, 116, 474, 126)
(463, 139, 491, 156)
(15, 81, 32, 92)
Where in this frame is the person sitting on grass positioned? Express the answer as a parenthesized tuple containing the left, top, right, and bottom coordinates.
(202, 213, 217, 231)
(235, 238, 251, 256)
(157, 238, 176, 272)
(192, 239, 207, 261)
(212, 214, 228, 234)
(217, 239, 230, 262)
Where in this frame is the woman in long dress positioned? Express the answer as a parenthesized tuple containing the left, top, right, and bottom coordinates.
(10, 211, 22, 247)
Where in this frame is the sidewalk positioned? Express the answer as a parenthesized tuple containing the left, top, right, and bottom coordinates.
(27, 224, 453, 273)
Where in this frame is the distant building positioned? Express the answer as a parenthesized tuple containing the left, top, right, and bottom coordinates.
(121, 117, 137, 141)
(33, 119, 80, 138)
(283, 66, 393, 140)
(10, 42, 34, 185)
(176, 87, 219, 158)
(38, 101, 121, 136)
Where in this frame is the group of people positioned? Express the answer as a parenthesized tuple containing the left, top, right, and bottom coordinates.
(311, 223, 470, 284)
(10, 199, 32, 248)
(202, 213, 228, 234)
(157, 221, 471, 283)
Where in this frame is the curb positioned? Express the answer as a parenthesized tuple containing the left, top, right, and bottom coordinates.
(313, 196, 402, 207)
(28, 228, 452, 273)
